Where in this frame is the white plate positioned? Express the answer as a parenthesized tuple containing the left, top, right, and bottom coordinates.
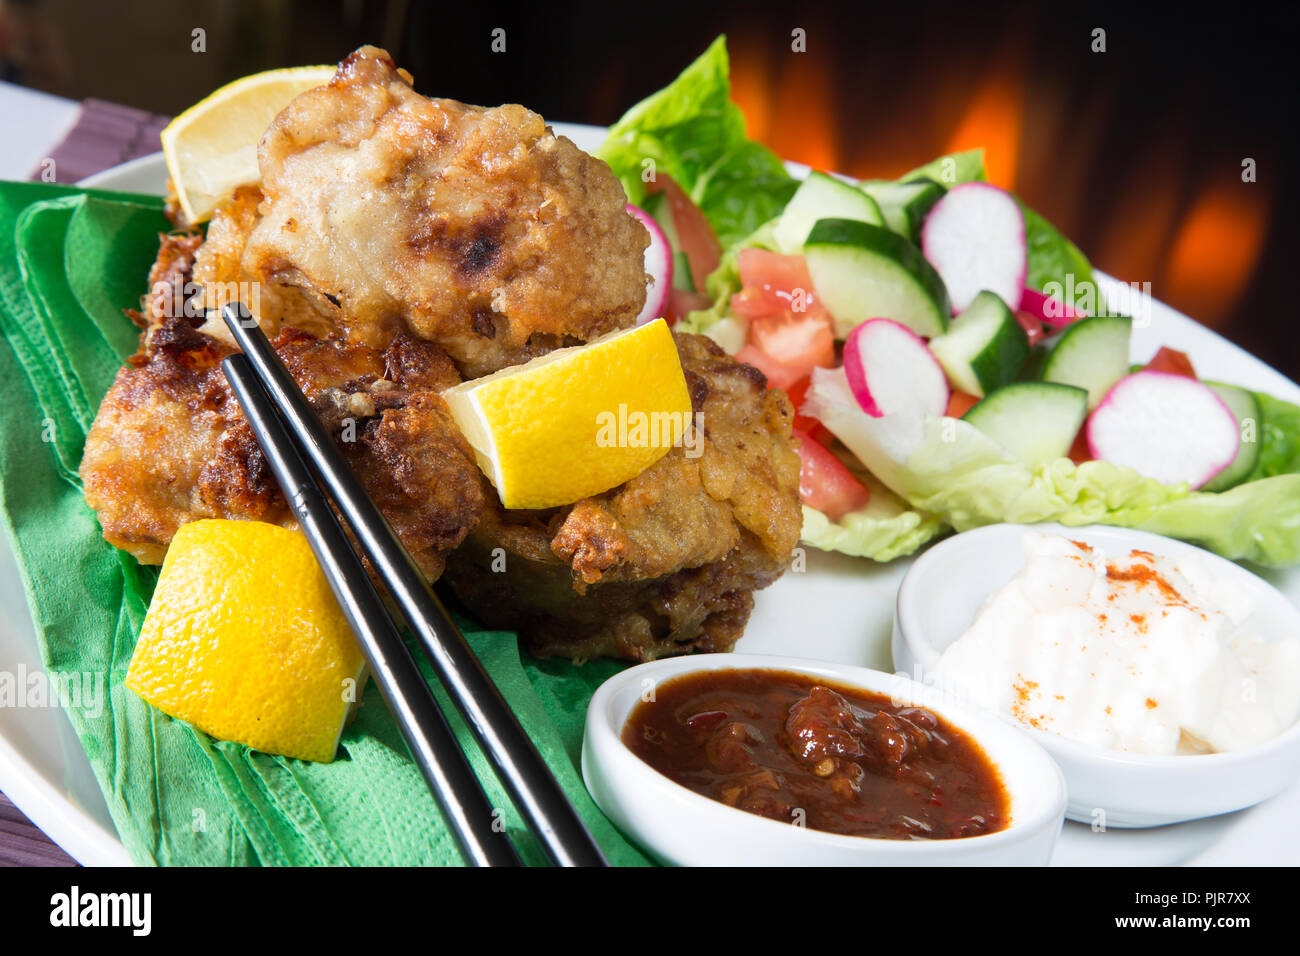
(3, 124, 1298, 866)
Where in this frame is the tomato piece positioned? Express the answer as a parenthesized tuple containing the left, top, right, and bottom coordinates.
(1013, 310, 1046, 347)
(646, 175, 721, 292)
(793, 427, 872, 520)
(1144, 346, 1197, 379)
(1067, 428, 1092, 465)
(735, 248, 829, 321)
(784, 376, 829, 437)
(748, 312, 835, 370)
(945, 390, 980, 418)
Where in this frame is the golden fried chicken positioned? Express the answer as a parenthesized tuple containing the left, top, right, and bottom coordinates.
(239, 45, 649, 377)
(82, 237, 485, 577)
(442, 333, 804, 661)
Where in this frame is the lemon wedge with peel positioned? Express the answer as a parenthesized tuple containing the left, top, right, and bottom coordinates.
(125, 520, 366, 763)
(161, 65, 336, 224)
(443, 319, 693, 509)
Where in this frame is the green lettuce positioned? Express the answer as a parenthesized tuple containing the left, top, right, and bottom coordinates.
(595, 36, 797, 249)
(805, 368, 1300, 567)
(800, 477, 946, 561)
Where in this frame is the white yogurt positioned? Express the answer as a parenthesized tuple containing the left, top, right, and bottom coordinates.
(938, 534, 1300, 754)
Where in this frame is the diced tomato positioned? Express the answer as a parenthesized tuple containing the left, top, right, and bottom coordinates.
(645, 175, 721, 292)
(784, 376, 830, 440)
(1067, 428, 1092, 465)
(1013, 310, 1046, 347)
(945, 390, 980, 418)
(747, 312, 834, 381)
(793, 427, 872, 520)
(735, 248, 829, 322)
(1144, 346, 1197, 379)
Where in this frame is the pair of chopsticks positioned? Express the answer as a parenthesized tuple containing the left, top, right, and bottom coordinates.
(219, 303, 607, 868)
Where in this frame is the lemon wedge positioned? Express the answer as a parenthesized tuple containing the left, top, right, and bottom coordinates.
(161, 65, 336, 224)
(443, 319, 693, 509)
(125, 520, 366, 763)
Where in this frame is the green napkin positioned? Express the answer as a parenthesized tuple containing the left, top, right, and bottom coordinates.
(0, 181, 650, 866)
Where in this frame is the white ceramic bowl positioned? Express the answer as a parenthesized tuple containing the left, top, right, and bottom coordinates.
(582, 652, 1066, 865)
(892, 522, 1300, 828)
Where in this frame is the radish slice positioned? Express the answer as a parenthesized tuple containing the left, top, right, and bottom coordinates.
(1087, 371, 1241, 489)
(922, 183, 1027, 313)
(1020, 287, 1082, 327)
(626, 203, 673, 326)
(842, 318, 950, 418)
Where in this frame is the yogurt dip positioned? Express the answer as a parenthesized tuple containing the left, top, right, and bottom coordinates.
(938, 533, 1300, 755)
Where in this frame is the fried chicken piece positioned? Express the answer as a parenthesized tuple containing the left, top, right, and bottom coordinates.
(80, 311, 485, 579)
(188, 185, 338, 346)
(442, 333, 803, 661)
(239, 45, 649, 378)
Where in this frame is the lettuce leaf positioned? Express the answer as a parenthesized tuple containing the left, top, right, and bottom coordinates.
(806, 367, 1300, 566)
(800, 473, 946, 562)
(595, 36, 797, 249)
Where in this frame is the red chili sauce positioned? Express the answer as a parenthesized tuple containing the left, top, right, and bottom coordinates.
(622, 668, 1010, 840)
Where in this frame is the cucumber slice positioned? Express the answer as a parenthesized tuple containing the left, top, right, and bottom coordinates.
(804, 219, 951, 339)
(964, 382, 1089, 466)
(1201, 382, 1261, 492)
(860, 178, 944, 241)
(928, 290, 1030, 396)
(774, 171, 884, 254)
(1039, 315, 1132, 409)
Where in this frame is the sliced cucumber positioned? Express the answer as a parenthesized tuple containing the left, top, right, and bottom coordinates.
(804, 219, 951, 339)
(1039, 315, 1132, 409)
(1201, 382, 1262, 492)
(640, 191, 696, 292)
(928, 290, 1029, 396)
(964, 382, 1089, 466)
(774, 172, 884, 254)
(860, 178, 944, 241)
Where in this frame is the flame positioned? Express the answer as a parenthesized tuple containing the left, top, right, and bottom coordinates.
(729, 42, 771, 145)
(1163, 183, 1268, 328)
(943, 71, 1022, 190)
(768, 53, 839, 172)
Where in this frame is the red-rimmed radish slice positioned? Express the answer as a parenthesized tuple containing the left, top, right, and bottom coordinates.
(1086, 371, 1240, 489)
(922, 183, 1026, 313)
(1020, 287, 1082, 327)
(626, 202, 673, 326)
(842, 318, 949, 418)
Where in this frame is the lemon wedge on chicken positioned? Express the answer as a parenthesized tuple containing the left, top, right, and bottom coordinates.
(125, 520, 366, 763)
(161, 65, 335, 224)
(443, 319, 693, 510)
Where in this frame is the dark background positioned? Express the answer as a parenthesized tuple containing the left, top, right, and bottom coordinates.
(3, 0, 1296, 380)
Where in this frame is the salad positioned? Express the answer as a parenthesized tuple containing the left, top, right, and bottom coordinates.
(597, 37, 1300, 567)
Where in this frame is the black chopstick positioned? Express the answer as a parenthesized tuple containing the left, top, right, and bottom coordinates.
(223, 353, 522, 868)
(222, 304, 609, 868)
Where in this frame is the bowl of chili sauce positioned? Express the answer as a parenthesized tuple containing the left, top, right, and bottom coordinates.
(582, 654, 1065, 866)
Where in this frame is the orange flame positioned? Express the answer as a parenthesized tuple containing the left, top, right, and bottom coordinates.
(1163, 183, 1269, 328)
(943, 71, 1022, 190)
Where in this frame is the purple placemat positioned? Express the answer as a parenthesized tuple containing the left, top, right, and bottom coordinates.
(27, 98, 170, 182)
(4, 98, 169, 865)
(0, 793, 75, 867)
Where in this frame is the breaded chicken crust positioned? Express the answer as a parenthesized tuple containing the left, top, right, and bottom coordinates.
(240, 45, 649, 377)
(442, 333, 804, 661)
(81, 238, 485, 578)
